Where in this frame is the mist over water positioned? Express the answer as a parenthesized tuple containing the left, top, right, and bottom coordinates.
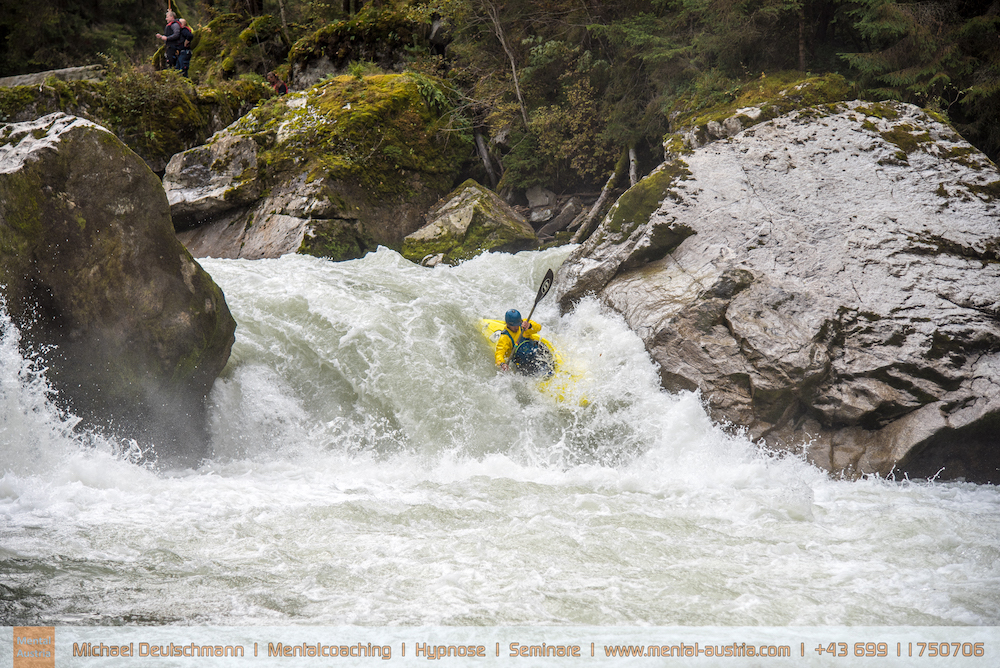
(1, 247, 999, 627)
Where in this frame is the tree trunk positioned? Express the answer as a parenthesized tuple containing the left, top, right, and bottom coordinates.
(799, 8, 807, 71)
(277, 0, 289, 33)
(482, 0, 529, 127)
(571, 172, 618, 244)
(628, 146, 639, 186)
(475, 131, 499, 188)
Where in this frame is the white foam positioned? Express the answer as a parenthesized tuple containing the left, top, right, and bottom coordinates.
(1, 248, 998, 626)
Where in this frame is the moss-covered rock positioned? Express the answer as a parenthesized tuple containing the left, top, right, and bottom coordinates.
(0, 113, 236, 465)
(401, 179, 537, 265)
(666, 72, 855, 151)
(189, 14, 289, 85)
(169, 73, 472, 260)
(0, 70, 270, 172)
(288, 7, 428, 88)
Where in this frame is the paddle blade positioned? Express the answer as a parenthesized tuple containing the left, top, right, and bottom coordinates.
(525, 269, 554, 323)
(534, 269, 554, 306)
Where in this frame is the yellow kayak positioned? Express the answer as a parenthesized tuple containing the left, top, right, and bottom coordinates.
(480, 319, 586, 405)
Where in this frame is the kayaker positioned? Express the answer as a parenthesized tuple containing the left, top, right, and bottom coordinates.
(496, 309, 542, 372)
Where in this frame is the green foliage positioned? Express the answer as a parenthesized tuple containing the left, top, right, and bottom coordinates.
(191, 13, 289, 84)
(487, 36, 625, 191)
(287, 5, 422, 71)
(841, 1, 1000, 159)
(0, 60, 269, 167)
(408, 72, 454, 115)
(230, 73, 470, 203)
(101, 66, 194, 157)
(0, 0, 163, 75)
(4, 0, 1000, 190)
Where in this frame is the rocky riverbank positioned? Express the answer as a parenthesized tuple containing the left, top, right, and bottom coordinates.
(553, 99, 1000, 483)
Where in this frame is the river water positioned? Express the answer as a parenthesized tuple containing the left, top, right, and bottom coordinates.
(1, 246, 999, 629)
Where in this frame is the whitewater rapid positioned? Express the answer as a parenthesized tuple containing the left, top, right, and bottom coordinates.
(1, 247, 999, 628)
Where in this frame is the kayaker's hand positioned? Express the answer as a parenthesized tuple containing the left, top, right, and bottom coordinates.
(500, 363, 509, 372)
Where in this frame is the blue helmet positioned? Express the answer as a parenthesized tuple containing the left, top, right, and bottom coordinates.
(505, 309, 522, 327)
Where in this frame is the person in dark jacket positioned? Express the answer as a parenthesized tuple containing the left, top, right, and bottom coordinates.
(155, 10, 181, 69)
(266, 71, 288, 95)
(176, 18, 194, 77)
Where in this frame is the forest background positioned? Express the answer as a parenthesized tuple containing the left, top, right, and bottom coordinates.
(1, 0, 998, 197)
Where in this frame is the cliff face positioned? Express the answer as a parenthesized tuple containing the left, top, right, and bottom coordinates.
(0, 113, 236, 465)
(554, 100, 1000, 483)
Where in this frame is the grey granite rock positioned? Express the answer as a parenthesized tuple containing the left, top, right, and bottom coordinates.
(555, 100, 1000, 482)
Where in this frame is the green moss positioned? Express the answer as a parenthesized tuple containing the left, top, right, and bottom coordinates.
(668, 72, 854, 139)
(299, 219, 376, 260)
(885, 331, 907, 346)
(0, 170, 44, 261)
(940, 144, 989, 170)
(605, 160, 692, 238)
(288, 7, 421, 68)
(923, 108, 950, 126)
(191, 13, 288, 85)
(878, 151, 909, 166)
(963, 180, 1000, 201)
(235, 73, 468, 205)
(879, 124, 932, 154)
(662, 133, 692, 158)
(0, 85, 37, 122)
(855, 102, 900, 120)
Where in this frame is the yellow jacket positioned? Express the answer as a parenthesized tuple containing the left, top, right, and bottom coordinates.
(496, 320, 541, 365)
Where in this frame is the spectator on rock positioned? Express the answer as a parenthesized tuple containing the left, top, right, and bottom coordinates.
(177, 19, 194, 77)
(155, 10, 182, 69)
(267, 71, 288, 95)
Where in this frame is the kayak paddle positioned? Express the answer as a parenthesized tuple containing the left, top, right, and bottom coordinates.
(525, 269, 554, 324)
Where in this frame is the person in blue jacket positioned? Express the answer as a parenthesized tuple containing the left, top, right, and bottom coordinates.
(176, 19, 194, 77)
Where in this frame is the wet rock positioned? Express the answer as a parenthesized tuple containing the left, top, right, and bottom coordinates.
(538, 197, 584, 239)
(164, 134, 261, 225)
(529, 207, 555, 225)
(402, 179, 537, 265)
(0, 113, 236, 465)
(555, 100, 1000, 483)
(526, 185, 557, 208)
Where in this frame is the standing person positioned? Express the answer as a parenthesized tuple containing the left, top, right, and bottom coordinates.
(176, 19, 194, 77)
(155, 10, 181, 69)
(266, 71, 288, 95)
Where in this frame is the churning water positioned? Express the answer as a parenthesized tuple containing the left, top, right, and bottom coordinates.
(1, 246, 999, 628)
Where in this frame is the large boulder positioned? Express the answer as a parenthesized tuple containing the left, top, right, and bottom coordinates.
(401, 179, 537, 265)
(0, 113, 236, 465)
(167, 73, 470, 260)
(554, 100, 1000, 483)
